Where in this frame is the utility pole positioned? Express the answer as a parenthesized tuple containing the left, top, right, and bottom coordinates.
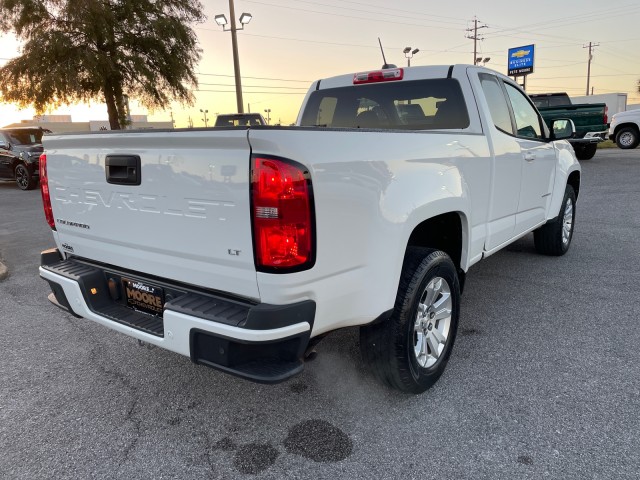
(466, 17, 488, 65)
(584, 42, 599, 96)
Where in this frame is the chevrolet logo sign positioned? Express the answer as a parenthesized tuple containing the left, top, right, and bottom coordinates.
(511, 49, 530, 58)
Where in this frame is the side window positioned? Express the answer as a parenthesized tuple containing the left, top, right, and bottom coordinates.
(479, 74, 514, 135)
(504, 83, 544, 140)
(317, 97, 337, 126)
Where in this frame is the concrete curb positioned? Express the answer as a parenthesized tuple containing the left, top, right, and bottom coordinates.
(0, 260, 8, 281)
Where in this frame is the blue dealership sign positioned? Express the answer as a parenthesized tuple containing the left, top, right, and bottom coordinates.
(508, 45, 535, 76)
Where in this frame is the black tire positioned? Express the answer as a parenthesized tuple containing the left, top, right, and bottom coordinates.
(360, 247, 460, 394)
(14, 163, 37, 190)
(573, 143, 597, 160)
(534, 185, 576, 256)
(615, 127, 639, 149)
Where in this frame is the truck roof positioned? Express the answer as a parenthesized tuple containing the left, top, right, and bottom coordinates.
(313, 64, 503, 90)
(0, 126, 52, 133)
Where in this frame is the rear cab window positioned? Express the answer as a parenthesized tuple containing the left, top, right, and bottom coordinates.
(6, 130, 43, 145)
(479, 74, 514, 135)
(300, 79, 470, 130)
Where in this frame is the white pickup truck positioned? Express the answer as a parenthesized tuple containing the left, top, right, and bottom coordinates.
(39, 65, 581, 393)
(608, 109, 640, 149)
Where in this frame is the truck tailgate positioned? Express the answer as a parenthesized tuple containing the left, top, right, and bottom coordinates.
(43, 130, 259, 300)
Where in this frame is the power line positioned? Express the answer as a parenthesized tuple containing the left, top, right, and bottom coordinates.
(528, 73, 637, 80)
(197, 26, 503, 59)
(196, 27, 476, 54)
(198, 81, 308, 90)
(596, 44, 640, 68)
(486, 4, 639, 42)
(262, 0, 467, 27)
(300, 0, 468, 24)
(196, 89, 305, 95)
(197, 72, 312, 83)
(240, 0, 466, 31)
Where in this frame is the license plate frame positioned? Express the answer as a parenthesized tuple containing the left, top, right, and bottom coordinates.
(122, 278, 165, 317)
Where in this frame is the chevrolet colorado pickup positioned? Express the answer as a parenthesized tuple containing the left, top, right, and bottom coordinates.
(39, 65, 581, 393)
(529, 93, 608, 160)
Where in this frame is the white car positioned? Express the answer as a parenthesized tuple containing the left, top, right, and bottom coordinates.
(608, 110, 640, 149)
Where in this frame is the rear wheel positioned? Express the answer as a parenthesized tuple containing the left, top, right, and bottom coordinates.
(15, 163, 36, 190)
(534, 185, 576, 256)
(615, 127, 639, 149)
(573, 143, 597, 160)
(360, 248, 460, 393)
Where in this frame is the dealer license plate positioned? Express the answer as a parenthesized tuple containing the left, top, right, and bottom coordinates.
(123, 278, 164, 316)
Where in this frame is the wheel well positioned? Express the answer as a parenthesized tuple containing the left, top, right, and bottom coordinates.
(407, 212, 462, 270)
(614, 122, 640, 137)
(567, 171, 580, 200)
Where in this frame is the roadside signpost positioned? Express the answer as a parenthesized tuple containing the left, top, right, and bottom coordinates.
(508, 44, 535, 90)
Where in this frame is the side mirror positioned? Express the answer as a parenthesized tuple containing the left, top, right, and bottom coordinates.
(551, 118, 575, 141)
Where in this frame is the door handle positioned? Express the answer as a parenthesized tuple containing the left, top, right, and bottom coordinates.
(105, 155, 141, 185)
(524, 152, 536, 162)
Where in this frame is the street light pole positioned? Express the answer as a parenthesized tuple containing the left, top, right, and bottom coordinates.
(264, 109, 271, 124)
(200, 109, 209, 127)
(228, 0, 244, 113)
(216, 3, 252, 114)
(403, 47, 419, 67)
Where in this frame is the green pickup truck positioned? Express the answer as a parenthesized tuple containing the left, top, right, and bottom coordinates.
(530, 93, 608, 160)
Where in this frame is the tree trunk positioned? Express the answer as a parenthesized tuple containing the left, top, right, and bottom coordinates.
(113, 82, 129, 129)
(104, 80, 121, 130)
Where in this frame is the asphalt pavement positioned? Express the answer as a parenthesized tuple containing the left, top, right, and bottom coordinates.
(1, 147, 639, 479)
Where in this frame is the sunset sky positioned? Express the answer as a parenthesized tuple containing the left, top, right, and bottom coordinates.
(1, 0, 639, 128)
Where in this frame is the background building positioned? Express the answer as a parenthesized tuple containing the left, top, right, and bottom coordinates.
(571, 93, 628, 116)
(2, 114, 173, 132)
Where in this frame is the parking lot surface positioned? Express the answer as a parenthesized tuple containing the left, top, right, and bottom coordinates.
(1, 148, 639, 479)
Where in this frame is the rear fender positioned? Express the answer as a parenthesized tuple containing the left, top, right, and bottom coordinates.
(548, 141, 580, 219)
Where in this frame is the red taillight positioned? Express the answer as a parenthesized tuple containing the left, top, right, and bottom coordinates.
(251, 156, 314, 271)
(353, 68, 404, 84)
(39, 153, 55, 229)
(604, 106, 608, 125)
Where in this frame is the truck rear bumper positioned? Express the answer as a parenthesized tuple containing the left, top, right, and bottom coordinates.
(40, 249, 314, 383)
(571, 130, 608, 143)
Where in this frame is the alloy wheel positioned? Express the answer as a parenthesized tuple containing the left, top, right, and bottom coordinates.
(413, 277, 452, 369)
(562, 198, 574, 246)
